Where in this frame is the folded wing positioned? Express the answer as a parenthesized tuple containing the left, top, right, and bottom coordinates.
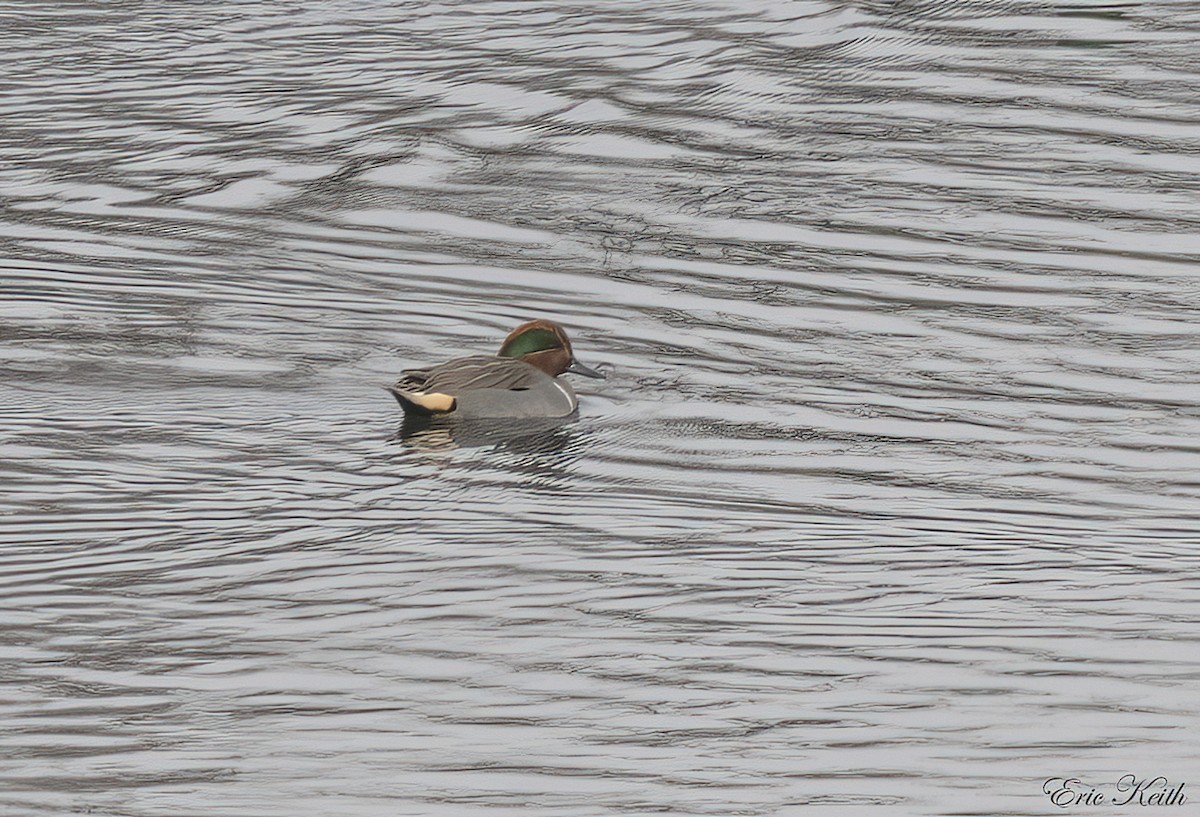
(398, 355, 548, 395)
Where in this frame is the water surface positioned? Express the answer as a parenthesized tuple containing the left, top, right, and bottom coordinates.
(2, 1, 1199, 815)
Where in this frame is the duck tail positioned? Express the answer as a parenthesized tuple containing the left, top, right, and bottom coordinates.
(386, 385, 457, 416)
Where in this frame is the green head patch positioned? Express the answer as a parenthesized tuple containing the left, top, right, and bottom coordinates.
(499, 327, 562, 358)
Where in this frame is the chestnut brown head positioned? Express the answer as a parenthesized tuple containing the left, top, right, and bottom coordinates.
(497, 319, 602, 379)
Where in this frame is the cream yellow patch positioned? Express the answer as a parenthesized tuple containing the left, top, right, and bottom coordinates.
(411, 391, 456, 412)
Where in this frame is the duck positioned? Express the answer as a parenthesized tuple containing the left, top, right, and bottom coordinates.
(388, 319, 603, 419)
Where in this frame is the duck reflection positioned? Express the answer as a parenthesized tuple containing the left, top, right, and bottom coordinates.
(394, 415, 584, 487)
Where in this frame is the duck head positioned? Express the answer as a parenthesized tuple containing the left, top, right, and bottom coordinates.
(497, 319, 603, 379)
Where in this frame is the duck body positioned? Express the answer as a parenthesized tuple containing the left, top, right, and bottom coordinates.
(389, 320, 600, 420)
(390, 354, 578, 419)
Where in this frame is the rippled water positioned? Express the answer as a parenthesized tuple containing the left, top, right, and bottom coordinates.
(3, 1, 1199, 814)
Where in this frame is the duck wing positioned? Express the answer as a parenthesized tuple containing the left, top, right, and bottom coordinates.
(396, 355, 549, 395)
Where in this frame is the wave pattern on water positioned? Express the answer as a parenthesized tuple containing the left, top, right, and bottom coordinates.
(2, 1, 1199, 815)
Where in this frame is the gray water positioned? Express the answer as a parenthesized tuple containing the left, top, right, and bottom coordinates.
(2, 1, 1199, 815)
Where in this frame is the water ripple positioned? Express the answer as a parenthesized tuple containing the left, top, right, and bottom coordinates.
(2, 1, 1199, 815)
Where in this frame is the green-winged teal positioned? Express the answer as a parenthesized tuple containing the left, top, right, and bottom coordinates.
(388, 319, 603, 419)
